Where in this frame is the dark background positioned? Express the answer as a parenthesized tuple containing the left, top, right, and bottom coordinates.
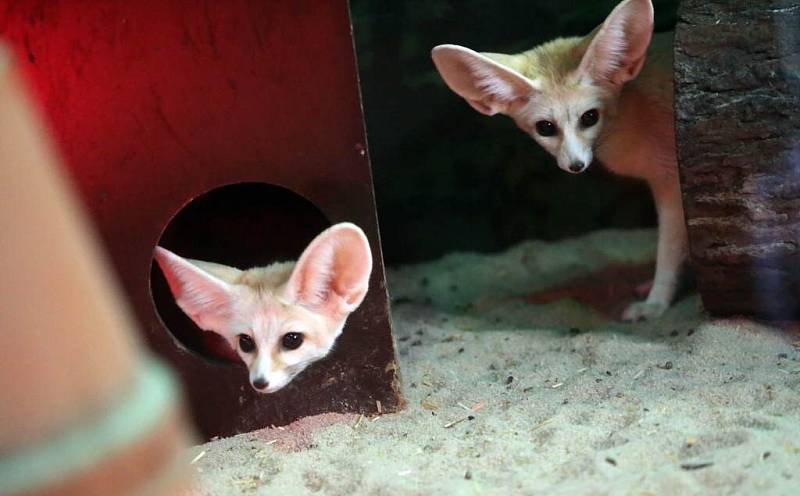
(351, 0, 680, 265)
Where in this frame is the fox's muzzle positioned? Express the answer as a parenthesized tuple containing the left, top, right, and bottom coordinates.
(568, 161, 588, 173)
(251, 376, 269, 391)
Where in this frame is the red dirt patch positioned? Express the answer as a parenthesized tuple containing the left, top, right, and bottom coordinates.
(523, 263, 655, 320)
(253, 412, 358, 452)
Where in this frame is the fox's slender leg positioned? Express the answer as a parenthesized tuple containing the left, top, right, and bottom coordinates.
(623, 175, 688, 321)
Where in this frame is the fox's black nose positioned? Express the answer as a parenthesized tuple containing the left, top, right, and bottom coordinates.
(569, 161, 586, 173)
(252, 377, 269, 390)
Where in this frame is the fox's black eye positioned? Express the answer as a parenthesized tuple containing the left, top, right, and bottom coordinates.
(238, 334, 256, 353)
(580, 109, 599, 128)
(282, 332, 304, 350)
(535, 120, 557, 137)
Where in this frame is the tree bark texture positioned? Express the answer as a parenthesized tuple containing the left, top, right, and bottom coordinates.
(675, 0, 800, 317)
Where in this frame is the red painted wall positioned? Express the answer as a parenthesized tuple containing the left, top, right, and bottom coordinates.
(1, 0, 373, 244)
(0, 1, 401, 437)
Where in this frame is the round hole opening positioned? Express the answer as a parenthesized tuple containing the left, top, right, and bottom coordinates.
(150, 182, 331, 364)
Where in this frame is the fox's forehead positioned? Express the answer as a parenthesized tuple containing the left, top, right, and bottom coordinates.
(523, 84, 604, 122)
(245, 295, 326, 334)
(490, 35, 615, 122)
(235, 261, 295, 290)
(514, 36, 586, 84)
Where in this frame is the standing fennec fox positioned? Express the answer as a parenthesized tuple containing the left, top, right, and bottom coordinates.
(432, 0, 686, 321)
(154, 223, 372, 393)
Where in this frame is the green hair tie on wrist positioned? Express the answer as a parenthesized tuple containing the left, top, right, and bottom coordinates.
(0, 356, 180, 494)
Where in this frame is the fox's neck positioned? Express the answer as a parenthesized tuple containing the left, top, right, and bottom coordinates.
(595, 31, 676, 181)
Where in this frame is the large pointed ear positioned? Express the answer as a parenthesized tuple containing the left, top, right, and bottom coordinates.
(186, 259, 243, 285)
(153, 247, 239, 334)
(285, 223, 373, 317)
(577, 0, 654, 86)
(431, 44, 537, 116)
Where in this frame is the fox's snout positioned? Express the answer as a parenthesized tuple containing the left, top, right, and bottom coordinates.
(568, 161, 588, 173)
(557, 149, 592, 174)
(555, 130, 594, 175)
(251, 376, 269, 391)
(248, 354, 283, 393)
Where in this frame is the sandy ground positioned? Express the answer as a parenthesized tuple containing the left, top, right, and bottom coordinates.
(186, 229, 800, 495)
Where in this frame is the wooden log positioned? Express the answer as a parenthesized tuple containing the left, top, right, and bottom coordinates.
(674, 0, 800, 318)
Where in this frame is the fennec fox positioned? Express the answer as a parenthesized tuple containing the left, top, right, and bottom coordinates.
(432, 0, 686, 321)
(154, 223, 372, 393)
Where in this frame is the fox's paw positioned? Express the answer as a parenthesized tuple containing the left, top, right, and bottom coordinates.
(622, 300, 668, 322)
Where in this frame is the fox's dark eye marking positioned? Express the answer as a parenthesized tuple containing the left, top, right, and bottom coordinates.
(535, 120, 557, 137)
(238, 334, 256, 353)
(580, 109, 599, 128)
(282, 332, 304, 350)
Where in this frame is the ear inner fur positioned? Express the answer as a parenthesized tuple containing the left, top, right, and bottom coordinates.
(431, 44, 537, 115)
(153, 247, 237, 333)
(576, 0, 654, 85)
(285, 223, 373, 317)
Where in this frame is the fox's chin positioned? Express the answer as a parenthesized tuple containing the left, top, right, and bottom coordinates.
(559, 165, 590, 174)
(253, 366, 309, 393)
(250, 379, 289, 394)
